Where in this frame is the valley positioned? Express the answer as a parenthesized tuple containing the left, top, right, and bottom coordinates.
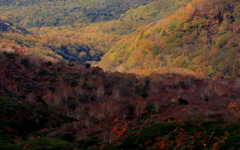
(0, 0, 240, 149)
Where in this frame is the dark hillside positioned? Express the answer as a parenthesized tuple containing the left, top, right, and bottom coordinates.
(0, 19, 29, 34)
(0, 50, 239, 149)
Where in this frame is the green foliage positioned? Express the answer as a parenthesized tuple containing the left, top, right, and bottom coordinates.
(117, 123, 178, 150)
(205, 66, 217, 77)
(168, 131, 178, 141)
(149, 43, 159, 57)
(184, 23, 198, 34)
(20, 138, 71, 150)
(229, 42, 238, 48)
(0, 97, 17, 119)
(215, 35, 231, 48)
(224, 134, 240, 149)
(0, 140, 21, 150)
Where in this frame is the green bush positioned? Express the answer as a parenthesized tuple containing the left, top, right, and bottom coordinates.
(0, 98, 17, 119)
(20, 138, 71, 150)
(0, 140, 21, 150)
(224, 134, 240, 149)
(168, 132, 178, 141)
(215, 33, 233, 48)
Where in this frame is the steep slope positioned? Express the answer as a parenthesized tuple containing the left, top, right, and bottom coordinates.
(99, 0, 240, 77)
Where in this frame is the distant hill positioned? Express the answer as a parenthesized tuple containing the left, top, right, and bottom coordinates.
(98, 0, 240, 77)
(0, 0, 158, 28)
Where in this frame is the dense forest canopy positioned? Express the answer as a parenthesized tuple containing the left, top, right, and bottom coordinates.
(0, 0, 240, 149)
(0, 0, 158, 28)
(0, 48, 240, 149)
(0, 18, 103, 64)
(99, 0, 240, 77)
(0, 0, 194, 65)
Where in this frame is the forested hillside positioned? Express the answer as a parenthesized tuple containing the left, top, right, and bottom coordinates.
(0, 19, 103, 64)
(0, 0, 158, 28)
(1, 0, 187, 61)
(0, 19, 29, 34)
(99, 0, 240, 77)
(0, 0, 240, 149)
(0, 50, 240, 149)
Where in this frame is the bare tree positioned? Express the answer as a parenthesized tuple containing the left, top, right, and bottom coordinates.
(96, 85, 104, 101)
(134, 101, 147, 118)
(112, 86, 120, 99)
(83, 117, 93, 130)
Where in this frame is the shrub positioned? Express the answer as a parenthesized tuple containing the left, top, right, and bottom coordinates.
(168, 132, 178, 141)
(229, 42, 238, 48)
(223, 134, 240, 149)
(46, 61, 52, 66)
(215, 33, 233, 48)
(85, 63, 91, 68)
(178, 98, 189, 105)
(145, 104, 154, 114)
(3, 52, 17, 59)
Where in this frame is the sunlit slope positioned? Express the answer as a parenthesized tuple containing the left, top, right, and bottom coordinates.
(99, 0, 240, 77)
(29, 0, 192, 53)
